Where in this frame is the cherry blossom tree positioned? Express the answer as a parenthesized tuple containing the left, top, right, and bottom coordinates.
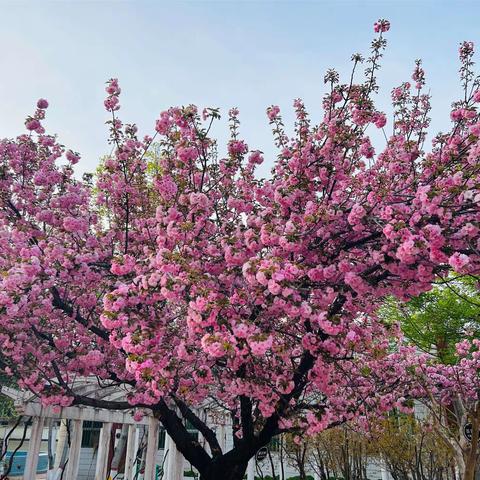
(381, 275, 480, 479)
(408, 339, 480, 480)
(1, 20, 480, 480)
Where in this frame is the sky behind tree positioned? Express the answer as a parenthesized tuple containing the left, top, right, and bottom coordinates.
(1, 0, 479, 175)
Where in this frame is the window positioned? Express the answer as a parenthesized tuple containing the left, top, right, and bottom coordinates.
(81, 421, 102, 448)
(158, 423, 198, 449)
(186, 420, 199, 442)
(268, 437, 281, 452)
(158, 428, 166, 449)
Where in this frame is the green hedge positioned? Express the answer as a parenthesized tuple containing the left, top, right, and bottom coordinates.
(284, 476, 314, 480)
(250, 476, 316, 480)
(184, 472, 199, 478)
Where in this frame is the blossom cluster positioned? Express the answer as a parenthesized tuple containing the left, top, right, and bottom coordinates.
(1, 20, 480, 444)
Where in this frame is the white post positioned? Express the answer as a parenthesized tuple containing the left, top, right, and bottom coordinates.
(143, 416, 159, 480)
(124, 424, 139, 480)
(46, 419, 58, 480)
(247, 457, 255, 480)
(95, 422, 112, 480)
(53, 420, 69, 480)
(381, 462, 390, 480)
(163, 433, 171, 479)
(165, 435, 183, 480)
(24, 416, 45, 479)
(64, 419, 83, 480)
(217, 424, 226, 452)
(110, 424, 129, 479)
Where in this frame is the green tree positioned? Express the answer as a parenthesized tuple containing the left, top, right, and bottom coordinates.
(380, 276, 480, 479)
(380, 276, 480, 364)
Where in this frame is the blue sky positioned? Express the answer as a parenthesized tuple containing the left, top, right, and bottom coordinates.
(1, 0, 480, 176)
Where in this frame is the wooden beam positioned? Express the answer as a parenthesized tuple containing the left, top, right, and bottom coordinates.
(0, 385, 25, 401)
(18, 401, 150, 425)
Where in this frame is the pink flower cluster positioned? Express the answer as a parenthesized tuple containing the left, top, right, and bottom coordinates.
(1, 19, 480, 463)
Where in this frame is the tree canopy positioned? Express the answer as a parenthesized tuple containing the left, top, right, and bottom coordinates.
(1, 19, 480, 480)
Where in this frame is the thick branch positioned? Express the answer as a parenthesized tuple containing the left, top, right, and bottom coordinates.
(240, 395, 254, 441)
(172, 396, 222, 458)
(50, 286, 110, 341)
(154, 399, 212, 473)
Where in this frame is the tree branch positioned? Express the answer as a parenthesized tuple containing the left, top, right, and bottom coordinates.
(172, 395, 223, 458)
(50, 286, 110, 341)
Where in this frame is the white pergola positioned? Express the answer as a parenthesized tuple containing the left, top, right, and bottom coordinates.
(1, 383, 257, 480)
(0, 383, 183, 480)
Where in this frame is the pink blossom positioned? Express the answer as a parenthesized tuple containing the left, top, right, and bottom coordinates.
(347, 204, 366, 226)
(66, 150, 80, 164)
(133, 410, 145, 422)
(448, 252, 470, 271)
(37, 98, 49, 109)
(469, 123, 480, 136)
(177, 146, 198, 162)
(156, 175, 178, 201)
(267, 279, 282, 295)
(25, 118, 41, 131)
(62, 216, 88, 234)
(248, 150, 264, 165)
(374, 113, 387, 128)
(373, 19, 390, 33)
(267, 105, 280, 121)
(228, 140, 248, 156)
(249, 335, 273, 356)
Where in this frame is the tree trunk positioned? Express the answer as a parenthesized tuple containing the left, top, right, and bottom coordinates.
(200, 461, 248, 480)
(463, 442, 477, 480)
(298, 464, 307, 480)
(464, 463, 476, 480)
(463, 406, 480, 480)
